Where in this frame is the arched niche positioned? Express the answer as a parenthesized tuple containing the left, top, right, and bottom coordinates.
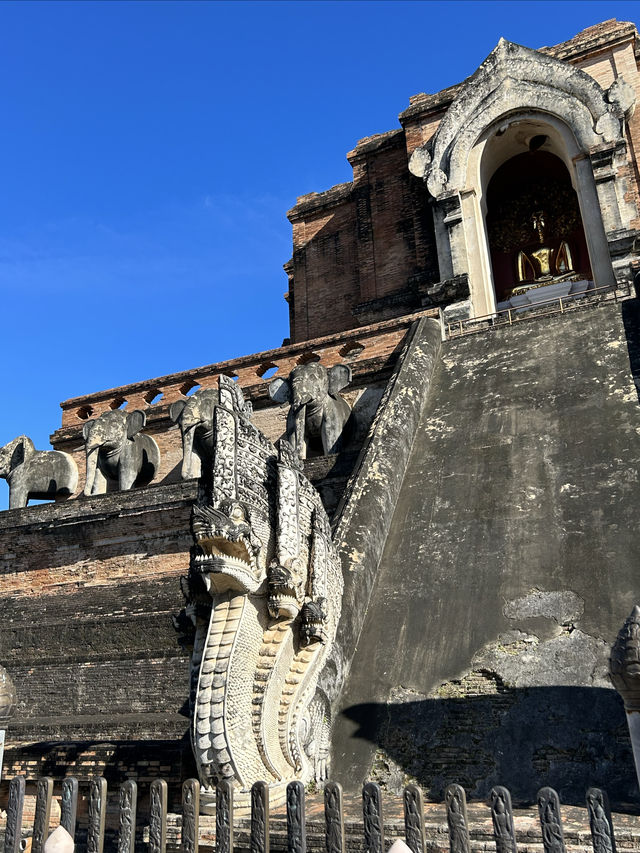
(410, 38, 637, 317)
(474, 114, 607, 311)
(486, 148, 592, 305)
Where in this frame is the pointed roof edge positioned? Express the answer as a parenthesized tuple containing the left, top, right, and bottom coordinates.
(399, 19, 637, 124)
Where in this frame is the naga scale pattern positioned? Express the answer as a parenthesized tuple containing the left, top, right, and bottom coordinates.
(177, 376, 344, 812)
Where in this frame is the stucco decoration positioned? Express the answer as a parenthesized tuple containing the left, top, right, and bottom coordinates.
(420, 39, 633, 197)
(606, 77, 636, 121)
(177, 375, 343, 813)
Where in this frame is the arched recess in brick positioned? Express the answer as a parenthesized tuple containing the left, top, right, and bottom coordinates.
(410, 38, 636, 317)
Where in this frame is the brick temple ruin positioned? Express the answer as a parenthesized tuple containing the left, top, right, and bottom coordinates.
(1, 17, 640, 821)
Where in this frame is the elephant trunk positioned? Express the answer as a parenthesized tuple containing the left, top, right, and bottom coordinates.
(181, 425, 196, 479)
(293, 404, 307, 458)
(84, 446, 100, 496)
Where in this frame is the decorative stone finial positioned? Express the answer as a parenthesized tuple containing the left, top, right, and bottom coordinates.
(606, 77, 636, 121)
(609, 606, 640, 710)
(408, 144, 431, 179)
(44, 826, 74, 853)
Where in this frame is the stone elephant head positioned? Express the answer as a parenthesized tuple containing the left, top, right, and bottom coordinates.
(82, 409, 161, 495)
(269, 362, 353, 459)
(169, 388, 219, 479)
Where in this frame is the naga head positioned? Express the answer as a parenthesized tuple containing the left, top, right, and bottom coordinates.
(191, 500, 264, 593)
(300, 597, 328, 646)
(268, 562, 303, 620)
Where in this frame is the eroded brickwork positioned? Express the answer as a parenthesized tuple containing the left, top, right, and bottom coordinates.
(0, 483, 197, 793)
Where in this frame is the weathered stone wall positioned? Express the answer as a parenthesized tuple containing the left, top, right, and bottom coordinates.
(332, 300, 640, 808)
(0, 482, 198, 804)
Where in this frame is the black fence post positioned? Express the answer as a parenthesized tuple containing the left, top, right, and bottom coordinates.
(32, 777, 53, 853)
(490, 786, 517, 853)
(445, 784, 470, 853)
(149, 780, 168, 853)
(182, 779, 200, 853)
(4, 776, 25, 853)
(362, 783, 384, 853)
(87, 777, 107, 853)
(250, 781, 269, 853)
(403, 784, 425, 853)
(60, 777, 79, 841)
(324, 782, 345, 853)
(286, 781, 305, 853)
(586, 788, 617, 853)
(118, 780, 137, 853)
(537, 787, 566, 853)
(216, 780, 234, 853)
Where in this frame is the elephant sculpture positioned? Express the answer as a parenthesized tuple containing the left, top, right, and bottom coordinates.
(268, 362, 353, 459)
(169, 388, 219, 479)
(0, 435, 78, 509)
(82, 409, 161, 495)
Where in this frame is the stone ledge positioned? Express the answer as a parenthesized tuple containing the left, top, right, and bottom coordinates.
(541, 18, 637, 62)
(287, 181, 354, 220)
(347, 128, 404, 162)
(8, 711, 187, 731)
(0, 480, 199, 532)
(56, 309, 437, 431)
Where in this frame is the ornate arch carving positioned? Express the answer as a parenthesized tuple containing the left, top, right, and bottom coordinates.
(411, 38, 632, 198)
(409, 38, 637, 317)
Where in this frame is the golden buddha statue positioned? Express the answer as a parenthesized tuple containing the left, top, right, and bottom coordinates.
(515, 210, 574, 286)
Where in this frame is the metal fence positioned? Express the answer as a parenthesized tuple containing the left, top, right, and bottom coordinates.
(445, 282, 631, 340)
(0, 776, 625, 853)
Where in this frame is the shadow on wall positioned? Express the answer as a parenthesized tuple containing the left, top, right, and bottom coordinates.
(622, 294, 640, 403)
(341, 684, 638, 811)
(13, 734, 194, 809)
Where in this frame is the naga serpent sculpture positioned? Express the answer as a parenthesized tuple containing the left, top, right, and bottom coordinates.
(176, 376, 343, 812)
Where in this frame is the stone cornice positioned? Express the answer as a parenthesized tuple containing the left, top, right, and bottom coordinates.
(287, 181, 353, 221)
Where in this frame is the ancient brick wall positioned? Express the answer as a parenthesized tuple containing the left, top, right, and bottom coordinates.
(287, 134, 439, 343)
(288, 186, 360, 343)
(49, 315, 429, 512)
(0, 483, 197, 803)
(286, 19, 640, 344)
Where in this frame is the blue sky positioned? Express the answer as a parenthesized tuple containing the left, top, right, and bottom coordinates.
(0, 0, 638, 497)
